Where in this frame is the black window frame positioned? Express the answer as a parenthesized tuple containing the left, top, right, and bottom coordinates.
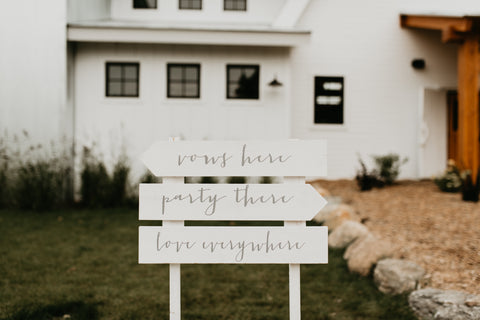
(133, 0, 157, 9)
(226, 64, 260, 100)
(167, 63, 201, 99)
(179, 0, 202, 10)
(314, 76, 344, 124)
(224, 0, 247, 11)
(105, 62, 140, 98)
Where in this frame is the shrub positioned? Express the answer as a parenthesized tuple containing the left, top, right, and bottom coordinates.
(199, 176, 218, 184)
(434, 161, 462, 193)
(226, 176, 247, 184)
(259, 176, 274, 184)
(80, 148, 133, 208)
(355, 156, 381, 191)
(15, 159, 72, 211)
(372, 153, 408, 185)
(140, 171, 161, 183)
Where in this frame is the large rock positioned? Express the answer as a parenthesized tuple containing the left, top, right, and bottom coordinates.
(312, 196, 342, 223)
(322, 204, 360, 231)
(409, 288, 480, 320)
(373, 259, 425, 295)
(309, 182, 331, 197)
(328, 220, 370, 249)
(343, 234, 394, 276)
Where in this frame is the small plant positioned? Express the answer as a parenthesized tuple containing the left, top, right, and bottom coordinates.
(355, 156, 381, 191)
(199, 176, 218, 184)
(355, 153, 407, 191)
(226, 176, 247, 184)
(140, 171, 161, 183)
(434, 160, 462, 193)
(372, 153, 408, 185)
(259, 176, 274, 184)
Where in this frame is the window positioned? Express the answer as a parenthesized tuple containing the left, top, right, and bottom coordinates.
(133, 0, 157, 9)
(106, 62, 139, 97)
(224, 0, 246, 11)
(314, 76, 344, 124)
(226, 65, 259, 99)
(179, 0, 202, 10)
(167, 64, 201, 98)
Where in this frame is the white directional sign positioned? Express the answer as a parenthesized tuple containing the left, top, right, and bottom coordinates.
(139, 183, 327, 221)
(141, 140, 327, 177)
(139, 226, 328, 264)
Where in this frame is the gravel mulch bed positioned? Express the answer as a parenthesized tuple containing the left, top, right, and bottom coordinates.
(310, 179, 480, 296)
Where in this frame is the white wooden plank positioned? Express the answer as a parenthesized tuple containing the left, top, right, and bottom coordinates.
(141, 140, 327, 177)
(162, 173, 184, 320)
(285, 176, 307, 320)
(138, 226, 328, 264)
(139, 183, 326, 221)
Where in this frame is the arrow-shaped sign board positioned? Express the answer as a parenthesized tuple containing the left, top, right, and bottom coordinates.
(139, 183, 326, 221)
(139, 226, 328, 264)
(141, 140, 327, 177)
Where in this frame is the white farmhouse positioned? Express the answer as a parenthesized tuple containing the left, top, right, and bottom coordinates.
(2, 0, 480, 180)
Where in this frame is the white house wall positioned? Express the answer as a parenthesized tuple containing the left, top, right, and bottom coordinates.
(292, 0, 458, 179)
(74, 43, 290, 177)
(67, 0, 111, 22)
(0, 0, 68, 145)
(111, 0, 286, 25)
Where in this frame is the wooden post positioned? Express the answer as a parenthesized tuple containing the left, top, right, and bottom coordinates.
(164, 137, 184, 320)
(285, 176, 306, 320)
(457, 37, 480, 182)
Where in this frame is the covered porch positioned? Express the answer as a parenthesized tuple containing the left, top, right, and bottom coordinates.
(401, 14, 480, 181)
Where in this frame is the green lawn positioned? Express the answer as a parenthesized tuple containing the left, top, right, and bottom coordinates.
(0, 209, 416, 320)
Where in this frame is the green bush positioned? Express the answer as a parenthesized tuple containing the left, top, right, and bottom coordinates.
(259, 176, 274, 184)
(434, 162, 462, 193)
(226, 176, 247, 184)
(355, 156, 381, 191)
(199, 176, 218, 184)
(373, 153, 408, 185)
(15, 159, 72, 211)
(80, 148, 133, 208)
(355, 153, 407, 191)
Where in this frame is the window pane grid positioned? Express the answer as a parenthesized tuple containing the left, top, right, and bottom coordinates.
(224, 0, 246, 11)
(133, 0, 157, 9)
(106, 63, 139, 97)
(167, 64, 200, 98)
(179, 0, 202, 10)
(226, 65, 259, 100)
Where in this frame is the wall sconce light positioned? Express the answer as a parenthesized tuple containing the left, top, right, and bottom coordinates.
(268, 75, 283, 87)
(411, 59, 426, 70)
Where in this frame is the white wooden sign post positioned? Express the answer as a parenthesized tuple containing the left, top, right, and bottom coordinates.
(139, 140, 328, 319)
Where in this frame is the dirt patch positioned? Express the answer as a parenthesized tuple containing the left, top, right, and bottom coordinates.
(310, 179, 480, 295)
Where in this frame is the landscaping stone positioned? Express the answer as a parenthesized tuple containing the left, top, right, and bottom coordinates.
(373, 258, 425, 295)
(343, 233, 394, 276)
(409, 288, 480, 320)
(322, 204, 360, 231)
(309, 182, 331, 197)
(312, 196, 342, 223)
(328, 220, 369, 249)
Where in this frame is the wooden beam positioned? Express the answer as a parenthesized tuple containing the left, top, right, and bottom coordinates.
(400, 14, 472, 32)
(457, 37, 480, 183)
(442, 26, 466, 43)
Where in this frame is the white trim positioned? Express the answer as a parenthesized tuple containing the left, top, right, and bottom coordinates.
(68, 24, 310, 47)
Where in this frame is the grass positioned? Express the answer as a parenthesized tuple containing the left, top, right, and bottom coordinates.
(0, 209, 416, 320)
